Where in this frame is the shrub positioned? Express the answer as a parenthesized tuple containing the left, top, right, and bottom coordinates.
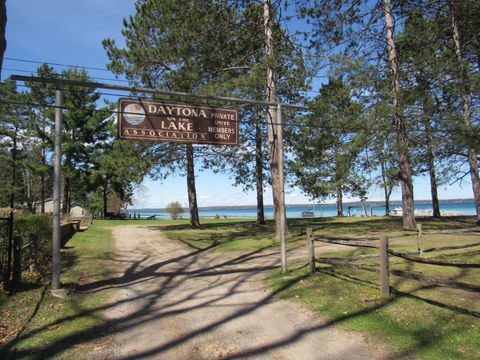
(14, 214, 52, 275)
(13, 214, 52, 240)
(1, 214, 52, 290)
(165, 201, 184, 220)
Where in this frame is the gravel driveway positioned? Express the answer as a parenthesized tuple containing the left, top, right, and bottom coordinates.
(93, 225, 387, 360)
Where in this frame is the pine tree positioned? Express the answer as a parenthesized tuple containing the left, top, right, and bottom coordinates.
(103, 0, 250, 228)
(299, 0, 417, 229)
(448, 0, 480, 223)
(200, 2, 309, 225)
(289, 78, 366, 213)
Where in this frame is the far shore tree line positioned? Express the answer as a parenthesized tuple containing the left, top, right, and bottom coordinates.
(0, 0, 479, 229)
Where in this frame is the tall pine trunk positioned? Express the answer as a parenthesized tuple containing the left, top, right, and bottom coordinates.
(427, 147, 440, 217)
(449, 1, 480, 224)
(383, 0, 416, 230)
(424, 119, 440, 217)
(41, 148, 46, 214)
(336, 184, 343, 217)
(103, 178, 108, 218)
(384, 188, 391, 216)
(62, 176, 70, 216)
(264, 0, 286, 238)
(264, 0, 287, 273)
(0, 0, 6, 79)
(186, 144, 200, 228)
(255, 112, 265, 225)
(23, 168, 33, 212)
(380, 156, 391, 215)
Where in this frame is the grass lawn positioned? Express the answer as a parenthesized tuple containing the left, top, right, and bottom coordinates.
(161, 215, 480, 359)
(161, 215, 479, 251)
(1, 216, 478, 359)
(0, 217, 274, 359)
(0, 220, 116, 359)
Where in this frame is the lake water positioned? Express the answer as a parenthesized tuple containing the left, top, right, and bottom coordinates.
(128, 201, 476, 219)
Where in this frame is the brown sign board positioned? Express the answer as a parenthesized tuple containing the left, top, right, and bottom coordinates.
(118, 99, 239, 146)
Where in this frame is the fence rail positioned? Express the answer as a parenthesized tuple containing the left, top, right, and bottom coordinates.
(307, 225, 480, 298)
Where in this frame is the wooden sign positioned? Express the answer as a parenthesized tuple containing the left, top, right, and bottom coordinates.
(118, 99, 238, 146)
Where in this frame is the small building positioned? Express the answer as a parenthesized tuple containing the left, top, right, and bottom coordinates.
(35, 198, 87, 217)
(70, 205, 86, 217)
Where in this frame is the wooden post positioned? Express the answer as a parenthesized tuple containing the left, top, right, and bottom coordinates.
(380, 235, 390, 298)
(12, 235, 22, 286)
(277, 104, 288, 274)
(307, 228, 315, 273)
(416, 223, 424, 256)
(29, 234, 38, 273)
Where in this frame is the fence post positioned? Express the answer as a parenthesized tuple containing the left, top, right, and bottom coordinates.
(380, 235, 390, 298)
(13, 235, 22, 286)
(29, 234, 38, 273)
(307, 228, 315, 273)
(416, 224, 424, 256)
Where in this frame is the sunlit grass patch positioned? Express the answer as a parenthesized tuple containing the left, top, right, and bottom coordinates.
(271, 261, 479, 359)
(0, 221, 115, 359)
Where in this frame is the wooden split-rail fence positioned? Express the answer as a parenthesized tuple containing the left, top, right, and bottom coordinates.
(306, 225, 480, 298)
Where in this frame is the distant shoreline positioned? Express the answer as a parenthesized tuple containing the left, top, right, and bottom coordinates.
(131, 198, 475, 211)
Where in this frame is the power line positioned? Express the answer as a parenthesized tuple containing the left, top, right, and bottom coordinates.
(11, 74, 311, 110)
(5, 54, 330, 81)
(4, 57, 113, 73)
(0, 99, 372, 132)
(3, 81, 212, 102)
(1, 67, 132, 84)
(3, 63, 315, 95)
(6, 74, 323, 97)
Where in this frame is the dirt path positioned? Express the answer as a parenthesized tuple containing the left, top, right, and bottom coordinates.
(94, 225, 387, 360)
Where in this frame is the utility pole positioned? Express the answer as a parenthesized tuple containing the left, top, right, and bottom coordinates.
(277, 103, 287, 272)
(264, 0, 287, 273)
(6, 123, 17, 291)
(51, 84, 64, 293)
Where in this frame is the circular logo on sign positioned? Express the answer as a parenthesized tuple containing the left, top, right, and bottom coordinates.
(124, 103, 145, 125)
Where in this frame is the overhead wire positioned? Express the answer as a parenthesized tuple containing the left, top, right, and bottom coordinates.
(2, 62, 319, 97)
(1, 67, 132, 84)
(3, 75, 322, 103)
(4, 57, 114, 73)
(0, 99, 375, 132)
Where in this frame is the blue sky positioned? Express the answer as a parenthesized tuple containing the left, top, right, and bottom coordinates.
(3, 1, 474, 208)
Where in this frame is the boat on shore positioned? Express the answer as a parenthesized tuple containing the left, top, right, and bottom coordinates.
(390, 207, 465, 217)
(301, 211, 315, 218)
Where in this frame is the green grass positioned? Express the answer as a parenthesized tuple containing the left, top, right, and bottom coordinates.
(267, 217, 480, 360)
(2, 216, 478, 359)
(160, 215, 479, 252)
(0, 221, 115, 359)
(271, 261, 479, 360)
(162, 219, 278, 251)
(159, 215, 480, 359)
